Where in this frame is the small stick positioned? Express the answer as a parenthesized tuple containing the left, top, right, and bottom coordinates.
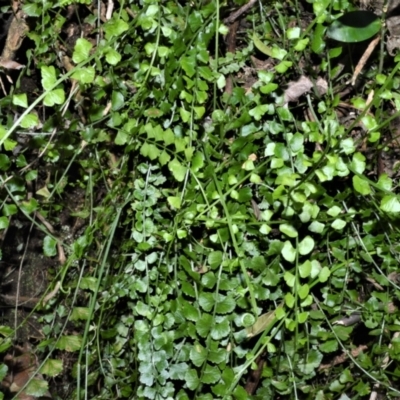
(225, 20, 239, 95)
(351, 34, 380, 86)
(224, 0, 257, 24)
(0, 281, 61, 308)
(106, 0, 114, 20)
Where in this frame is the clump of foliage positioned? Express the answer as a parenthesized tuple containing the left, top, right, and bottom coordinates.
(1, 0, 400, 399)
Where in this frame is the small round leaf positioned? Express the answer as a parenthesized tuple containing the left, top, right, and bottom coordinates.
(281, 241, 296, 263)
(353, 175, 371, 195)
(279, 223, 298, 238)
(298, 236, 315, 255)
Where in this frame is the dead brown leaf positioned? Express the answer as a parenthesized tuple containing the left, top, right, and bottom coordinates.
(1, 344, 52, 399)
(284, 75, 327, 104)
(0, 58, 24, 70)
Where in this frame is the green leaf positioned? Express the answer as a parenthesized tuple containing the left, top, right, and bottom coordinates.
(40, 359, 63, 377)
(279, 223, 298, 238)
(287, 27, 301, 39)
(159, 150, 171, 166)
(275, 60, 292, 73)
(196, 313, 213, 337)
(0, 326, 13, 336)
(43, 235, 57, 257)
(253, 34, 287, 59)
(380, 195, 400, 213)
(217, 74, 226, 89)
(105, 48, 122, 65)
(180, 107, 191, 122)
(297, 311, 309, 323)
(170, 362, 189, 379)
(138, 362, 154, 386)
(0, 339, 12, 353)
(44, 89, 65, 106)
(22, 3, 41, 16)
(299, 260, 311, 278)
(25, 378, 49, 397)
(167, 196, 181, 209)
(210, 317, 230, 340)
(158, 46, 170, 57)
(0, 364, 8, 381)
(298, 284, 309, 299)
(112, 91, 124, 111)
(298, 236, 314, 255)
(362, 114, 377, 130)
(328, 46, 343, 58)
(36, 186, 50, 199)
(260, 83, 278, 94)
(331, 218, 346, 230)
(3, 204, 17, 216)
(144, 108, 164, 119)
(115, 130, 128, 145)
(202, 364, 221, 384)
(168, 158, 187, 182)
(208, 343, 227, 364)
(70, 307, 90, 321)
(0, 216, 9, 230)
(199, 292, 214, 312)
(208, 251, 223, 268)
(249, 104, 269, 121)
(20, 113, 39, 129)
(104, 18, 129, 39)
(319, 267, 331, 282)
(253, 33, 274, 57)
(20, 198, 38, 214)
(241, 313, 256, 328)
(13, 93, 28, 108)
(185, 369, 200, 390)
(215, 295, 235, 314)
(351, 152, 366, 173)
(377, 174, 392, 191)
(294, 38, 309, 51)
(71, 66, 95, 84)
(285, 292, 295, 308)
(185, 146, 194, 162)
(146, 4, 159, 16)
(56, 335, 82, 352)
(41, 65, 57, 91)
(181, 302, 200, 323)
(3, 137, 16, 151)
(73, 38, 93, 63)
(191, 152, 204, 172)
(202, 272, 216, 289)
(79, 274, 97, 291)
(281, 240, 296, 262)
(327, 11, 381, 43)
(284, 271, 295, 287)
(0, 154, 10, 171)
(353, 175, 371, 195)
(297, 349, 323, 374)
(190, 343, 207, 367)
(320, 340, 338, 353)
(327, 205, 341, 217)
(340, 138, 355, 154)
(181, 55, 196, 77)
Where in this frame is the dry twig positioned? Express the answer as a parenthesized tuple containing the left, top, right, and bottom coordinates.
(351, 34, 380, 86)
(224, 0, 257, 24)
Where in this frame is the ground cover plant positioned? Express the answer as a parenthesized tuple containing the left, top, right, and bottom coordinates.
(1, 0, 400, 399)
